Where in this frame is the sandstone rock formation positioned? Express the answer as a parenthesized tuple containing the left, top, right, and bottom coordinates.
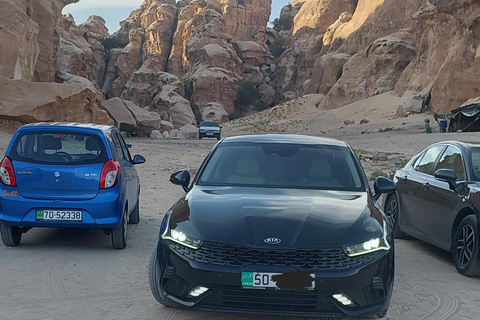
(396, 0, 480, 114)
(0, 76, 109, 124)
(319, 35, 416, 109)
(102, 97, 162, 136)
(292, 0, 355, 36)
(0, 0, 39, 81)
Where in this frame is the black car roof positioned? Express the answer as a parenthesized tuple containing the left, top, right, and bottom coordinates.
(221, 134, 349, 147)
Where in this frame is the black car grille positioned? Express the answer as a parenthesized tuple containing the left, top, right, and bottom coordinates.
(198, 287, 341, 316)
(166, 240, 385, 270)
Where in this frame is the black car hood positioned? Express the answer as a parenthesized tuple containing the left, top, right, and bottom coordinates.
(168, 186, 384, 249)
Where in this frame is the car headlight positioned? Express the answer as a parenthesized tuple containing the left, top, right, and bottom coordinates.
(344, 221, 390, 257)
(162, 228, 203, 249)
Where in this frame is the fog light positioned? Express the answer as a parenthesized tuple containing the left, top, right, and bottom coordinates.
(189, 286, 208, 297)
(333, 294, 354, 306)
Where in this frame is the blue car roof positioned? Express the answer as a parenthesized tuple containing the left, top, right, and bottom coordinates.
(17, 122, 114, 134)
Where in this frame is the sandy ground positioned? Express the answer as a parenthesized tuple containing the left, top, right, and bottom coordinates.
(1, 93, 480, 319)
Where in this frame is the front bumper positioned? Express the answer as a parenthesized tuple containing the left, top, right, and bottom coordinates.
(155, 239, 394, 318)
(0, 185, 123, 229)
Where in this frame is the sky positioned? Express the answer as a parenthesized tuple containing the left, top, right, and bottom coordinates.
(63, 0, 291, 33)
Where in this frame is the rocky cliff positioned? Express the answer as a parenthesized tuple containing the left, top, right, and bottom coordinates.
(273, 0, 480, 116)
(2, 0, 480, 134)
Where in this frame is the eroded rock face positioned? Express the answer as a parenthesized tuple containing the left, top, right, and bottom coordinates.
(396, 0, 480, 114)
(202, 102, 229, 122)
(292, 0, 356, 36)
(150, 84, 196, 128)
(102, 97, 162, 136)
(0, 0, 39, 81)
(319, 35, 416, 109)
(0, 75, 109, 124)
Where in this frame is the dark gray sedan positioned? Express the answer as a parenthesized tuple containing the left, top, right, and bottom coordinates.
(387, 140, 480, 276)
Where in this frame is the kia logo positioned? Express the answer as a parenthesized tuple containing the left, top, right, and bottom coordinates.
(264, 238, 281, 245)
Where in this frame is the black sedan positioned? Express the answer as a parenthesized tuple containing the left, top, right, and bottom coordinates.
(386, 140, 480, 276)
(149, 134, 396, 318)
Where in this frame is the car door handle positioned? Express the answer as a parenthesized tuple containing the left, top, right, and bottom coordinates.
(423, 182, 430, 189)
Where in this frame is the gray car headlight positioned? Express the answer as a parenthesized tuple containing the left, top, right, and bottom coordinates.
(162, 228, 203, 249)
(344, 221, 390, 257)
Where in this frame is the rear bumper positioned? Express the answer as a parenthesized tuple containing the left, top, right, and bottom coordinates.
(0, 185, 123, 229)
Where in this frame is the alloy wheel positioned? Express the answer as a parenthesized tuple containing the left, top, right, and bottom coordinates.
(457, 224, 475, 267)
(385, 196, 398, 227)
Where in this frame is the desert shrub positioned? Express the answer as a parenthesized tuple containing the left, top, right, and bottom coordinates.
(235, 80, 261, 113)
(369, 171, 388, 181)
(268, 38, 286, 59)
(228, 112, 244, 121)
(272, 16, 293, 31)
(335, 67, 343, 81)
(101, 37, 122, 50)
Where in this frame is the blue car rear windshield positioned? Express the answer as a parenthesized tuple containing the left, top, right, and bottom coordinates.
(198, 143, 366, 191)
(9, 132, 108, 165)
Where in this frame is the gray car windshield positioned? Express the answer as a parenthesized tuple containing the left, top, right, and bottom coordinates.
(198, 143, 365, 191)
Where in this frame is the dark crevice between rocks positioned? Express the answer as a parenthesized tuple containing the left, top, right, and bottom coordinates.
(165, 7, 180, 72)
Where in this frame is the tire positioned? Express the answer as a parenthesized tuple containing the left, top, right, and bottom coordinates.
(453, 215, 480, 276)
(384, 193, 406, 239)
(128, 199, 140, 225)
(111, 208, 127, 249)
(0, 223, 21, 247)
(149, 241, 181, 307)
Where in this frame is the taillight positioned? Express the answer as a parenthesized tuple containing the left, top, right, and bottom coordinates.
(100, 159, 119, 189)
(0, 156, 16, 187)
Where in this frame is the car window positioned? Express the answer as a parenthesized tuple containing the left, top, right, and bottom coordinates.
(435, 146, 465, 181)
(413, 145, 444, 175)
(111, 132, 127, 161)
(471, 147, 480, 181)
(198, 143, 365, 191)
(10, 132, 107, 165)
(117, 132, 132, 162)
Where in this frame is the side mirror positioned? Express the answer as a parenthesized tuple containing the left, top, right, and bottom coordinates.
(434, 169, 467, 195)
(170, 170, 191, 192)
(132, 154, 146, 165)
(373, 177, 397, 201)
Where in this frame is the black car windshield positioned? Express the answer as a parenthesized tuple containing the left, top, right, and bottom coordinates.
(198, 143, 365, 191)
(9, 131, 108, 165)
(200, 122, 219, 127)
(471, 147, 480, 181)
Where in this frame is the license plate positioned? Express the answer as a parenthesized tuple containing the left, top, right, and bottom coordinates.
(207, 133, 214, 135)
(241, 272, 315, 289)
(36, 210, 83, 222)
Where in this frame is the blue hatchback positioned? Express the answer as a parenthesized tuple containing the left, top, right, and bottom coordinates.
(0, 123, 145, 249)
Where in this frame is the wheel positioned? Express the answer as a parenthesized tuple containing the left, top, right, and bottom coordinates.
(128, 199, 140, 224)
(111, 208, 127, 249)
(149, 241, 181, 307)
(0, 223, 21, 247)
(384, 193, 406, 238)
(453, 215, 480, 276)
